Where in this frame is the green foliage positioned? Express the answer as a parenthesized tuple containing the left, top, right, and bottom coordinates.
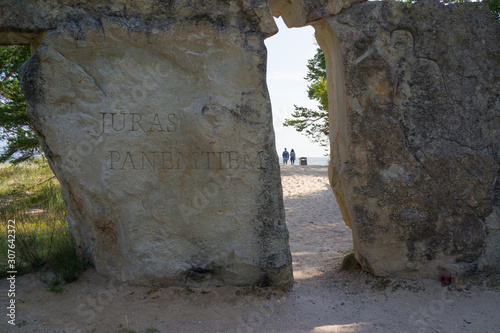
(340, 249, 361, 271)
(0, 45, 40, 163)
(1, 211, 88, 292)
(0, 159, 64, 216)
(372, 277, 392, 291)
(51, 234, 88, 283)
(304, 47, 326, 84)
(484, 0, 500, 19)
(0, 159, 88, 291)
(235, 284, 283, 299)
(284, 104, 329, 147)
(15, 218, 62, 270)
(283, 48, 329, 148)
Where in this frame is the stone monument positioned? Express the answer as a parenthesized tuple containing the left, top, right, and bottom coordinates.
(4, 1, 294, 289)
(272, 0, 500, 277)
(2, 0, 499, 283)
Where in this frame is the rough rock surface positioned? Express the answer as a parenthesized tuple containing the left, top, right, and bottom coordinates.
(7, 0, 500, 283)
(269, 0, 365, 28)
(314, 0, 500, 277)
(0, 0, 277, 45)
(21, 17, 293, 289)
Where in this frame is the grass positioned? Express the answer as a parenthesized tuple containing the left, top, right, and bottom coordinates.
(235, 284, 284, 300)
(488, 277, 500, 289)
(173, 284, 196, 296)
(372, 277, 392, 291)
(0, 158, 88, 290)
(463, 269, 500, 291)
(143, 286, 161, 299)
(0, 159, 64, 215)
(340, 249, 361, 271)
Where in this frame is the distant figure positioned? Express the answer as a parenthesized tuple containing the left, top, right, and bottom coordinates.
(290, 149, 296, 165)
(282, 148, 289, 164)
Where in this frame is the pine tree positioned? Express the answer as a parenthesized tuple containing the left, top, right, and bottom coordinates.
(283, 48, 329, 148)
(0, 45, 40, 163)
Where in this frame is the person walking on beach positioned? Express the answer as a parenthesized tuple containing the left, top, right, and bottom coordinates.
(290, 149, 296, 165)
(282, 148, 289, 164)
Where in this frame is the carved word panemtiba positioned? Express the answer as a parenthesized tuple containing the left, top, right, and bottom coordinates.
(108, 151, 265, 171)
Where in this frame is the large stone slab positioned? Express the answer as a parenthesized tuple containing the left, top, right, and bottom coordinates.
(21, 17, 293, 289)
(268, 0, 365, 28)
(0, 0, 277, 44)
(314, 0, 500, 277)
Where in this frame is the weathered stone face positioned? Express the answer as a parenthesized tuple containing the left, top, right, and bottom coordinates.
(314, 1, 500, 277)
(268, 0, 365, 28)
(7, 0, 499, 282)
(21, 17, 293, 288)
(0, 0, 278, 44)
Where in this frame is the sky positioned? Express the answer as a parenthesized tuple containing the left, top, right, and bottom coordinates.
(264, 17, 328, 158)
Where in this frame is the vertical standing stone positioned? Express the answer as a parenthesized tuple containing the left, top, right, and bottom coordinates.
(21, 17, 293, 289)
(314, 1, 500, 277)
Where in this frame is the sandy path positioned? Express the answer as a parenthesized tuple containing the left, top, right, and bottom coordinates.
(1, 165, 499, 333)
(281, 165, 352, 281)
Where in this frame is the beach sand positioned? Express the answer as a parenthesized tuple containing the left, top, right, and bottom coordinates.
(3, 165, 500, 332)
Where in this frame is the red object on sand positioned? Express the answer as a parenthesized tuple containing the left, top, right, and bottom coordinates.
(441, 272, 452, 285)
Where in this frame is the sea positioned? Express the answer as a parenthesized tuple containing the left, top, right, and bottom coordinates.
(298, 156, 329, 166)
